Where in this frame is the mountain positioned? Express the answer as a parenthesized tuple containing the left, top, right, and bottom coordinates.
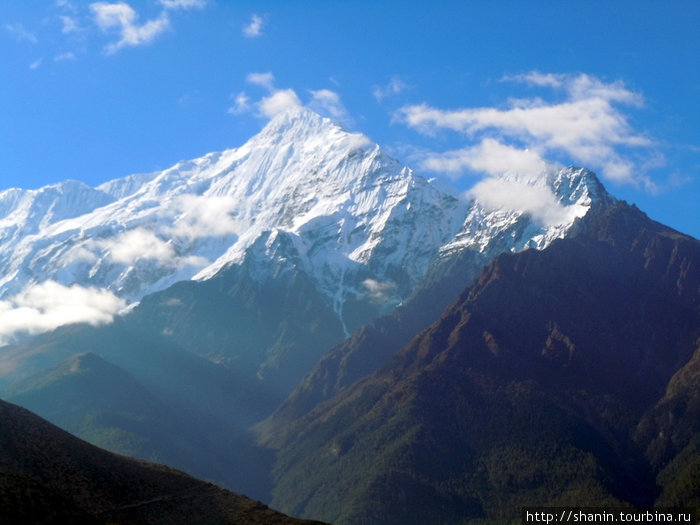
(0, 104, 668, 523)
(0, 320, 280, 499)
(2, 352, 249, 489)
(0, 108, 609, 400)
(0, 107, 462, 329)
(258, 170, 613, 437)
(0, 107, 651, 517)
(0, 398, 324, 524)
(260, 201, 700, 524)
(4, 351, 182, 456)
(1, 107, 602, 347)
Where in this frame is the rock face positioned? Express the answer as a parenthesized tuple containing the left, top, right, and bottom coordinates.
(0, 399, 325, 525)
(262, 201, 700, 524)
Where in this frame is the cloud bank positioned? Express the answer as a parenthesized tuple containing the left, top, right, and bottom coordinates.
(467, 176, 578, 227)
(395, 72, 658, 189)
(0, 281, 126, 346)
(422, 139, 550, 179)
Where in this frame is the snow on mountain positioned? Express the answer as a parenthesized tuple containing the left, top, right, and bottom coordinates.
(0, 106, 610, 344)
(441, 166, 615, 258)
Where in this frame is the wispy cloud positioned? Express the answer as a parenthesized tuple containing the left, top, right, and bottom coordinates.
(4, 23, 38, 44)
(90, 2, 170, 54)
(243, 13, 264, 37)
(59, 15, 81, 34)
(0, 281, 126, 346)
(228, 91, 251, 115)
(54, 52, 76, 62)
(89, 0, 204, 54)
(246, 71, 275, 91)
(395, 72, 658, 188)
(373, 76, 408, 101)
(29, 58, 43, 70)
(159, 0, 207, 9)
(308, 89, 351, 124)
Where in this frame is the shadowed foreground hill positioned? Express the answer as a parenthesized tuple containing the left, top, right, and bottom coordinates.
(0, 399, 324, 525)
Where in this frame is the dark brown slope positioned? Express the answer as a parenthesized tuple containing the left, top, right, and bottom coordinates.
(264, 202, 700, 524)
(258, 248, 489, 444)
(0, 399, 324, 525)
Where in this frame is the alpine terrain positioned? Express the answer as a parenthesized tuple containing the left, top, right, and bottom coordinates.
(0, 107, 696, 523)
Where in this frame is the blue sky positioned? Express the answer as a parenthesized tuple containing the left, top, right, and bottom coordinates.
(2, 0, 698, 238)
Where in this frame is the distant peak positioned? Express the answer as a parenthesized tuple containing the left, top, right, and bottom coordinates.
(488, 165, 613, 207)
(552, 166, 616, 207)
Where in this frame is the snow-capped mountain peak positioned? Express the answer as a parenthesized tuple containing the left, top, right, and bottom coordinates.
(0, 107, 612, 345)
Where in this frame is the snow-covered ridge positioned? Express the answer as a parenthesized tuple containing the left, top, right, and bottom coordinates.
(0, 106, 610, 344)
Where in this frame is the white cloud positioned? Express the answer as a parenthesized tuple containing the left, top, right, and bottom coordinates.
(259, 89, 302, 118)
(29, 58, 43, 70)
(228, 91, 251, 115)
(246, 71, 275, 91)
(54, 52, 76, 62)
(5, 23, 38, 44)
(362, 279, 396, 303)
(231, 73, 346, 123)
(167, 195, 243, 239)
(468, 177, 577, 227)
(373, 76, 408, 101)
(101, 228, 175, 264)
(55, 0, 78, 10)
(59, 243, 99, 266)
(308, 89, 350, 122)
(506, 71, 564, 89)
(395, 72, 656, 186)
(0, 281, 126, 346)
(230, 73, 302, 119)
(90, 2, 171, 54)
(516, 72, 644, 106)
(243, 13, 264, 37)
(60, 15, 80, 34)
(159, 0, 207, 9)
(422, 139, 551, 179)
